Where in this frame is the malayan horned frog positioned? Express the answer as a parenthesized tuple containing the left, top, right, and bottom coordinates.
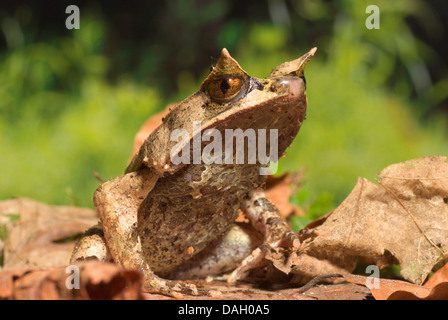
(71, 47, 316, 298)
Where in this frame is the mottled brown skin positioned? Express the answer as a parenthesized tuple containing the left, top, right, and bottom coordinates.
(71, 47, 316, 297)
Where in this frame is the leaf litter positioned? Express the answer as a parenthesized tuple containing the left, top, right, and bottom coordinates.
(268, 155, 448, 300)
(1, 115, 448, 300)
(298, 156, 448, 281)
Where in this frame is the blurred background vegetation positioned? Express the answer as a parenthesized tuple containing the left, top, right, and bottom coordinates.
(0, 0, 447, 225)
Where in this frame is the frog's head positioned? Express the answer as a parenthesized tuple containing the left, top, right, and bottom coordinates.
(127, 48, 316, 175)
(197, 47, 316, 166)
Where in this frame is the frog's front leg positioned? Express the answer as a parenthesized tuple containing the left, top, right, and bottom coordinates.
(72, 168, 218, 298)
(227, 188, 300, 283)
(71, 226, 205, 298)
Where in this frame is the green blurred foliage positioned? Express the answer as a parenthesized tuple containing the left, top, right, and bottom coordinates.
(0, 0, 447, 212)
(0, 16, 161, 206)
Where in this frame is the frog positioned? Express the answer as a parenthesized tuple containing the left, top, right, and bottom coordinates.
(71, 47, 316, 298)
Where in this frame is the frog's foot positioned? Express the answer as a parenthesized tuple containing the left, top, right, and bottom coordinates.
(226, 246, 266, 284)
(227, 189, 300, 283)
(244, 190, 300, 247)
(226, 232, 299, 284)
(144, 271, 222, 299)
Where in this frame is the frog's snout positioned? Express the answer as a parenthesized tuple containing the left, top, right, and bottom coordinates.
(267, 77, 305, 100)
(287, 77, 305, 100)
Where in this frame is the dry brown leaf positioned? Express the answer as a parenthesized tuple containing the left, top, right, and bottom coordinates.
(1, 198, 98, 270)
(303, 156, 448, 285)
(343, 269, 448, 300)
(264, 171, 304, 219)
(387, 282, 448, 300)
(424, 259, 448, 288)
(0, 262, 142, 300)
(265, 246, 357, 286)
(342, 274, 426, 300)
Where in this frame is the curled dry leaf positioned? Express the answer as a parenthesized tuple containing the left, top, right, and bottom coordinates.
(299, 282, 371, 300)
(265, 246, 357, 286)
(343, 262, 448, 300)
(300, 156, 448, 285)
(0, 262, 142, 300)
(1, 198, 98, 270)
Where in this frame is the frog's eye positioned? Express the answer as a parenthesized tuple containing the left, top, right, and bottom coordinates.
(206, 77, 247, 103)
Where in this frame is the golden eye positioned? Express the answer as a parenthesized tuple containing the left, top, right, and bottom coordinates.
(207, 77, 247, 103)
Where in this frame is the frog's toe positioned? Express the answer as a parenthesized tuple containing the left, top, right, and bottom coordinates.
(226, 246, 267, 284)
(145, 273, 221, 298)
(162, 281, 222, 298)
(277, 230, 301, 249)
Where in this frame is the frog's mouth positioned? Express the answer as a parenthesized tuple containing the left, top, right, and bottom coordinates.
(126, 48, 316, 176)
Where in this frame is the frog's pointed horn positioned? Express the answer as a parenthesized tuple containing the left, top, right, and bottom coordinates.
(212, 48, 246, 75)
(296, 47, 317, 74)
(221, 48, 231, 59)
(268, 47, 317, 79)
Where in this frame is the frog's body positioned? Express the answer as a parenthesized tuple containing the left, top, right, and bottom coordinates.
(71, 48, 316, 297)
(140, 163, 263, 278)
